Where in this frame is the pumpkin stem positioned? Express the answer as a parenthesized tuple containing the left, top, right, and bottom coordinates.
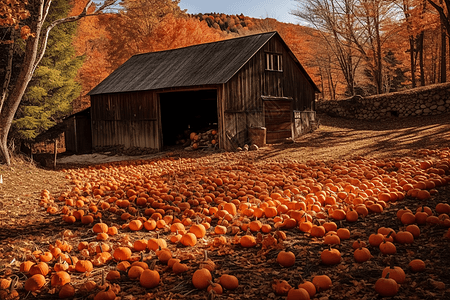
(149, 259, 157, 270)
(68, 255, 74, 266)
(204, 250, 208, 261)
(99, 242, 105, 253)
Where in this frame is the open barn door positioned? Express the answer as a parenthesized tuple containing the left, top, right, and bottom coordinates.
(263, 96, 293, 144)
(159, 89, 218, 148)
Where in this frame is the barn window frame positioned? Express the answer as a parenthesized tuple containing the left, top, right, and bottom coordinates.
(265, 52, 283, 72)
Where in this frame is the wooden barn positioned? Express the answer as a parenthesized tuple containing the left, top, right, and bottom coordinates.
(63, 107, 92, 154)
(88, 31, 319, 152)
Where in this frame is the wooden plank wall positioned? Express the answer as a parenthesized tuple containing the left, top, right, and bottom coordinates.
(91, 91, 160, 150)
(293, 110, 316, 138)
(220, 35, 317, 149)
(264, 99, 293, 143)
(64, 117, 76, 153)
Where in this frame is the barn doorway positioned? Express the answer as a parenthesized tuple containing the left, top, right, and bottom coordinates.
(159, 89, 218, 147)
(263, 97, 293, 143)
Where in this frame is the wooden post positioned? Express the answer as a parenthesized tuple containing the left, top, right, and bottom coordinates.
(53, 139, 58, 170)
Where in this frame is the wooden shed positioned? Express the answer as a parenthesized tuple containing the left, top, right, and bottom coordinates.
(63, 107, 92, 154)
(88, 31, 320, 152)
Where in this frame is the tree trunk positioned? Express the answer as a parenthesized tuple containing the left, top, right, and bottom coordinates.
(441, 22, 447, 83)
(418, 32, 425, 86)
(0, 30, 42, 165)
(409, 36, 416, 88)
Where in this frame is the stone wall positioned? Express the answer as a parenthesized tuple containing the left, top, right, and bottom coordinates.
(316, 82, 450, 120)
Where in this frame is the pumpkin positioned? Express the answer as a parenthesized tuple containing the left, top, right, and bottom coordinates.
(272, 279, 292, 295)
(168, 258, 181, 268)
(219, 274, 239, 290)
(24, 274, 46, 292)
(382, 265, 405, 284)
(336, 227, 350, 239)
(310, 225, 326, 237)
(172, 262, 189, 274)
(75, 260, 93, 273)
(207, 282, 223, 295)
(113, 247, 132, 261)
(20, 261, 35, 273)
(133, 239, 148, 252)
(368, 233, 384, 247)
(298, 277, 316, 298)
(59, 283, 75, 299)
(379, 240, 396, 255)
(180, 233, 197, 246)
(312, 274, 332, 291)
(352, 239, 367, 250)
(323, 221, 337, 232)
(320, 247, 341, 265)
(139, 268, 160, 288)
(116, 261, 131, 271)
(214, 225, 227, 235)
(406, 224, 420, 237)
(93, 222, 109, 233)
(240, 235, 257, 247)
(29, 262, 49, 276)
(277, 250, 296, 267)
(94, 286, 116, 300)
(132, 261, 149, 269)
(189, 224, 206, 238)
(106, 270, 121, 281)
(409, 259, 426, 272)
(400, 211, 416, 225)
(201, 251, 216, 272)
(354, 247, 371, 263)
(192, 268, 212, 289)
(51, 271, 71, 286)
(128, 265, 144, 280)
(154, 248, 170, 264)
(287, 288, 310, 300)
(129, 219, 143, 231)
(374, 273, 399, 297)
(323, 233, 341, 245)
(147, 237, 167, 251)
(395, 231, 414, 244)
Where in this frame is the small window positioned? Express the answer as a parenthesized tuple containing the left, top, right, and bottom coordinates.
(266, 53, 283, 71)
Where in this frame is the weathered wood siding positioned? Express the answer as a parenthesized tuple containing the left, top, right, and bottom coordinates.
(219, 35, 316, 149)
(91, 91, 160, 150)
(263, 98, 293, 143)
(293, 110, 316, 138)
(64, 110, 92, 154)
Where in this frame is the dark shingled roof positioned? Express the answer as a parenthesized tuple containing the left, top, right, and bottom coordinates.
(89, 31, 318, 95)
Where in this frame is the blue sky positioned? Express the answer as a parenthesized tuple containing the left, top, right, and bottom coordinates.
(179, 0, 301, 25)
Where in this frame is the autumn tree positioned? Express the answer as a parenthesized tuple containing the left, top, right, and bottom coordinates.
(426, 0, 449, 82)
(13, 0, 84, 141)
(101, 0, 185, 71)
(0, 0, 118, 165)
(293, 0, 362, 96)
(145, 13, 226, 52)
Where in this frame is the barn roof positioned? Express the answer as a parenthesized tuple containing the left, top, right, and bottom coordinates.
(89, 31, 319, 95)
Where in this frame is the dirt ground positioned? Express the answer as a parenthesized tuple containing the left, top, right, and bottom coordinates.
(0, 112, 450, 300)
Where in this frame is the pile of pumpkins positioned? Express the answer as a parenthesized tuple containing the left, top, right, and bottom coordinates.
(9, 147, 450, 298)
